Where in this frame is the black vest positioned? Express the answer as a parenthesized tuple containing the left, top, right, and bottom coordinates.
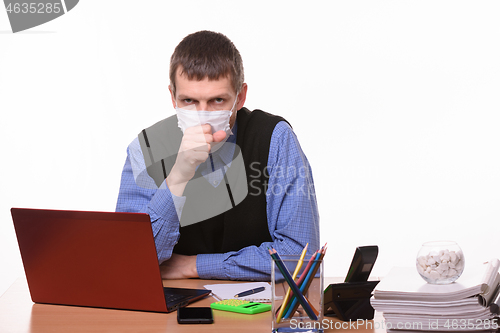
(140, 108, 288, 254)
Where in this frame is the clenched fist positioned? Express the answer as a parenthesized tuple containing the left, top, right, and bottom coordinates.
(166, 124, 226, 196)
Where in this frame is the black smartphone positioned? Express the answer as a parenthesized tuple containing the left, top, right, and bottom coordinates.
(177, 307, 214, 324)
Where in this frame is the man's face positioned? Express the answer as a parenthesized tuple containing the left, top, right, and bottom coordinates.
(169, 67, 247, 128)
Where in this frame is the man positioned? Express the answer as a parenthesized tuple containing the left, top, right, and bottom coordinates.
(116, 31, 319, 281)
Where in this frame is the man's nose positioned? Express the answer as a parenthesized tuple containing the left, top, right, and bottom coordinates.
(197, 102, 216, 111)
(197, 102, 209, 111)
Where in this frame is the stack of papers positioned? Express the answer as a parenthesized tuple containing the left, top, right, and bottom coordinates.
(371, 260, 500, 333)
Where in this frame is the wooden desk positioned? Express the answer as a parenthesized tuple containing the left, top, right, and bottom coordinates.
(0, 277, 384, 333)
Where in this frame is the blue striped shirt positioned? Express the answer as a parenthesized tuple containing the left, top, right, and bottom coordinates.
(116, 119, 320, 280)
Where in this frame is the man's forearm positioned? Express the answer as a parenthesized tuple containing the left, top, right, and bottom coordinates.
(166, 170, 189, 197)
(160, 254, 198, 279)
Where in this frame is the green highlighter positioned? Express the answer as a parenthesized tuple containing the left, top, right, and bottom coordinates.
(210, 299, 271, 314)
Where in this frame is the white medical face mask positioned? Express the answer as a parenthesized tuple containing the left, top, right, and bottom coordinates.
(175, 96, 238, 152)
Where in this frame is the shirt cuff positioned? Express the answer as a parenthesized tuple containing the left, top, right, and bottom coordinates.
(148, 187, 178, 220)
(196, 253, 228, 279)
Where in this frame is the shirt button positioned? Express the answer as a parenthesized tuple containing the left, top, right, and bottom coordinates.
(213, 180, 217, 185)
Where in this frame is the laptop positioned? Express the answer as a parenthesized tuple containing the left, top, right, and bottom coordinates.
(11, 207, 211, 312)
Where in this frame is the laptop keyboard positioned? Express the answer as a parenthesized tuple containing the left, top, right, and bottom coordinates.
(163, 286, 211, 311)
(164, 293, 186, 303)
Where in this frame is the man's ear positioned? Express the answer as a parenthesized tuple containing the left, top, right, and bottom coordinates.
(236, 83, 248, 110)
(168, 85, 176, 109)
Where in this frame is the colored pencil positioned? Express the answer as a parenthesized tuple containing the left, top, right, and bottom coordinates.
(280, 250, 318, 318)
(269, 248, 318, 321)
(276, 243, 309, 323)
(284, 245, 327, 319)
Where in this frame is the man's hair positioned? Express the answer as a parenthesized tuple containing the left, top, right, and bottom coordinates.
(169, 31, 244, 96)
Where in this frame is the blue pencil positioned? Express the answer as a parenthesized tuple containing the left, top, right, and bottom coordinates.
(285, 244, 327, 319)
(283, 250, 322, 319)
(269, 248, 318, 321)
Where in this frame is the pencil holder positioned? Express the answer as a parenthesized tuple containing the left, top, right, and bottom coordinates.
(271, 255, 324, 333)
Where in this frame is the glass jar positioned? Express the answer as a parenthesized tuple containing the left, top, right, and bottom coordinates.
(416, 241, 464, 284)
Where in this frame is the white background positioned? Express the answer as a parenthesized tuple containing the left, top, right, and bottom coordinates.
(1, 1, 499, 296)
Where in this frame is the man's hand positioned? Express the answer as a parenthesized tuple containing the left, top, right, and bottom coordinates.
(167, 124, 226, 196)
(160, 253, 199, 279)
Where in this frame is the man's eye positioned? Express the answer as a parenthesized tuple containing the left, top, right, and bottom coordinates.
(183, 99, 193, 104)
(214, 98, 224, 103)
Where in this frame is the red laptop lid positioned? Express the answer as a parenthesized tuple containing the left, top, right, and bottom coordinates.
(11, 208, 169, 312)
